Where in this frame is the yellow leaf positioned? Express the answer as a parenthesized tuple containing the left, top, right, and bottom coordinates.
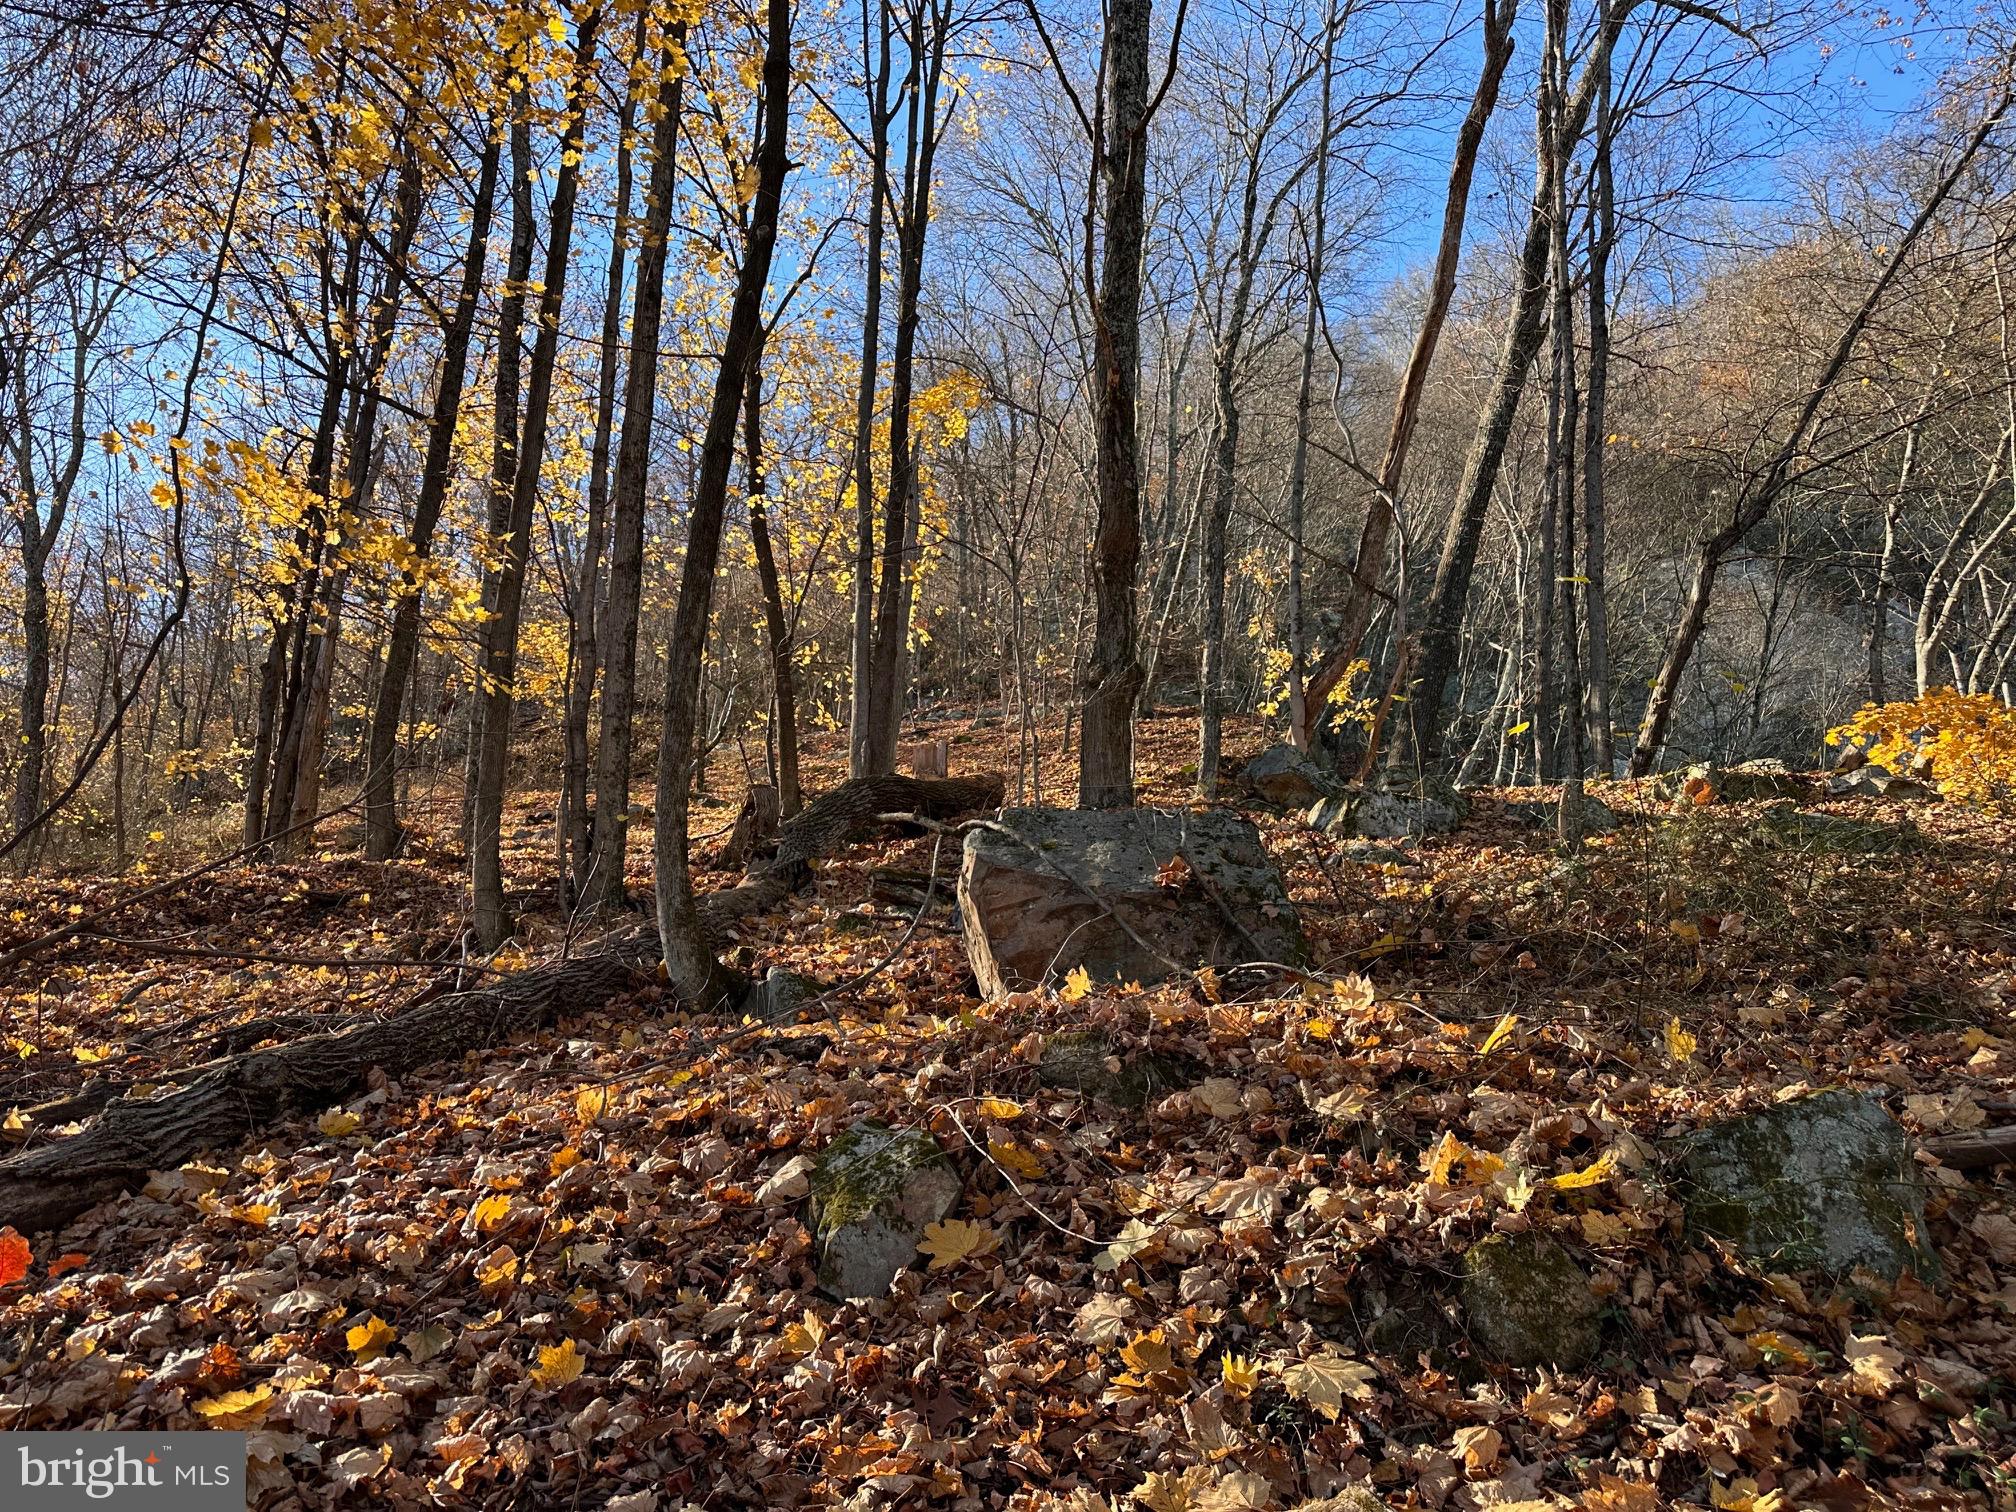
(976, 1097, 1023, 1120)
(778, 1309, 827, 1360)
(193, 1382, 275, 1428)
(1220, 1353, 1261, 1398)
(989, 1140, 1044, 1179)
(1479, 1012, 1519, 1056)
(1451, 1424, 1502, 1473)
(1668, 919, 1701, 944)
(1133, 1466, 1212, 1512)
(545, 14, 567, 42)
(531, 1338, 585, 1390)
(1276, 1349, 1377, 1418)
(317, 1110, 361, 1137)
(918, 1218, 999, 1270)
(1665, 1016, 1698, 1062)
(1552, 1150, 1616, 1190)
(346, 1313, 397, 1362)
(470, 1194, 513, 1232)
(1060, 964, 1093, 1003)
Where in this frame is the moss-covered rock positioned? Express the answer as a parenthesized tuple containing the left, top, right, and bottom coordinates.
(1459, 1231, 1601, 1369)
(1755, 805, 1915, 856)
(1680, 1090, 1939, 1282)
(1502, 794, 1619, 833)
(808, 1121, 961, 1299)
(1037, 1030, 1203, 1111)
(1656, 759, 1808, 805)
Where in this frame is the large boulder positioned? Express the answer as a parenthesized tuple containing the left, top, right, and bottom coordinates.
(1460, 1230, 1601, 1368)
(1827, 764, 1935, 801)
(1308, 780, 1468, 841)
(1679, 1091, 1939, 1282)
(808, 1121, 961, 1299)
(958, 807, 1302, 997)
(1239, 743, 1344, 807)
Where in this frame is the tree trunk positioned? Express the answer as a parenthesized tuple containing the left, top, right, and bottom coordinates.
(745, 340, 802, 816)
(652, 0, 796, 1008)
(561, 43, 640, 898)
(1078, 0, 1157, 809)
(1580, 44, 1616, 773)
(364, 132, 502, 859)
(473, 11, 603, 948)
(588, 23, 690, 913)
(1396, 6, 1620, 771)
(1630, 87, 2011, 774)
(848, 2, 893, 779)
(1295, 0, 1516, 746)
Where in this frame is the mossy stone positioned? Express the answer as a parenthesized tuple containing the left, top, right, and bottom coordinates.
(808, 1121, 961, 1298)
(1037, 1030, 1203, 1111)
(1680, 1090, 1939, 1283)
(1459, 1231, 1601, 1368)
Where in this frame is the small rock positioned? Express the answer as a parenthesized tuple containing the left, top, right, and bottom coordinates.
(959, 807, 1303, 997)
(1460, 1231, 1601, 1368)
(1680, 1090, 1939, 1282)
(1037, 1030, 1203, 1111)
(1239, 743, 1344, 807)
(749, 966, 821, 1022)
(808, 1121, 961, 1299)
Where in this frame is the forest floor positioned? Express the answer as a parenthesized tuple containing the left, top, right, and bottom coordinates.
(1, 712, 2014, 1511)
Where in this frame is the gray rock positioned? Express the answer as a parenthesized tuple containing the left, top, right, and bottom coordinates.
(1239, 743, 1344, 807)
(808, 1121, 962, 1299)
(958, 807, 1303, 997)
(1501, 794, 1618, 833)
(1037, 1029, 1203, 1111)
(1680, 1090, 1939, 1282)
(1460, 1230, 1601, 1368)
(1657, 759, 1807, 805)
(1308, 781, 1469, 840)
(748, 966, 821, 1022)
(1828, 765, 1935, 801)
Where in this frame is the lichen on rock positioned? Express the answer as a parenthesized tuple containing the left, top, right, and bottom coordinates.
(808, 1120, 961, 1299)
(1459, 1230, 1601, 1368)
(1037, 1030, 1203, 1112)
(1679, 1089, 1939, 1282)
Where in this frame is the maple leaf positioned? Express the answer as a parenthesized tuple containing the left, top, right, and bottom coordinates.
(1095, 1217, 1160, 1272)
(778, 1309, 827, 1359)
(976, 1097, 1023, 1120)
(316, 1109, 361, 1136)
(193, 1382, 276, 1429)
(1580, 1475, 1662, 1512)
(406, 1322, 454, 1364)
(531, 1339, 586, 1389)
(1844, 1333, 1905, 1395)
(989, 1139, 1045, 1179)
(1220, 1353, 1260, 1398)
(1551, 1149, 1616, 1190)
(919, 1218, 999, 1270)
(1194, 1078, 1243, 1118)
(0, 1228, 28, 1287)
(1276, 1349, 1376, 1418)
(1060, 964, 1094, 1002)
(1710, 1478, 1787, 1512)
(346, 1313, 397, 1362)
(1133, 1466, 1210, 1512)
(1664, 1016, 1698, 1062)
(1154, 854, 1193, 888)
(469, 1194, 514, 1232)
(1451, 1424, 1502, 1473)
(1580, 1210, 1630, 1244)
(1074, 1293, 1134, 1346)
(1523, 1382, 1582, 1431)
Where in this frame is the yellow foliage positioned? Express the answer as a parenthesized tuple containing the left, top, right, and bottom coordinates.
(1829, 688, 2016, 811)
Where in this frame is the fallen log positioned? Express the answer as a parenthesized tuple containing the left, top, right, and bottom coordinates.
(1925, 1125, 2016, 1172)
(0, 772, 1003, 1237)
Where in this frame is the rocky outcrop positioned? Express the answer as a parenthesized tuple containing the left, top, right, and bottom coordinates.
(1308, 780, 1469, 841)
(1657, 759, 1808, 805)
(808, 1121, 962, 1299)
(958, 808, 1302, 997)
(1239, 743, 1344, 807)
(1036, 1030, 1203, 1111)
(1679, 1090, 1939, 1282)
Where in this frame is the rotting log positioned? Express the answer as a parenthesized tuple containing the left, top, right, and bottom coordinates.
(0, 772, 1003, 1236)
(1926, 1125, 2016, 1172)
